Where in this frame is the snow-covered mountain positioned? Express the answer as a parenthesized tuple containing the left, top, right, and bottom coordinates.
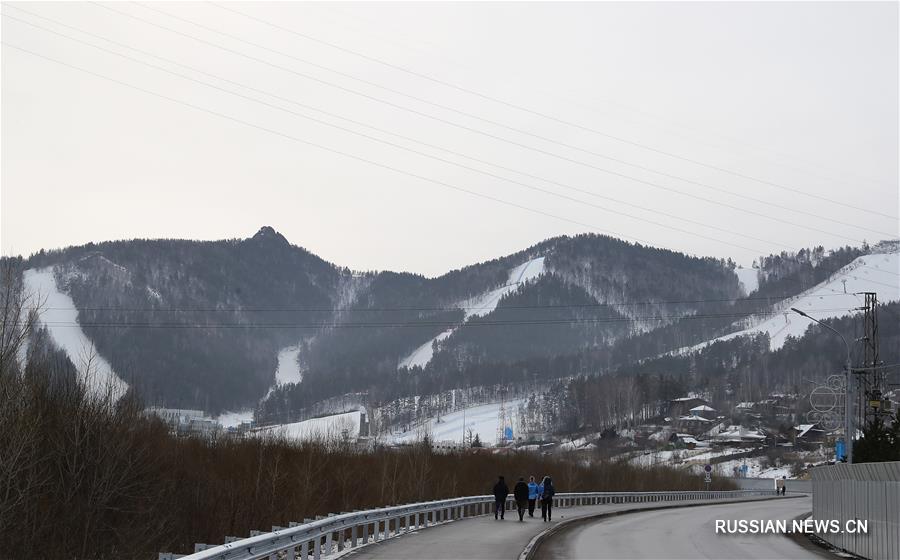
(689, 252, 899, 352)
(12, 226, 896, 413)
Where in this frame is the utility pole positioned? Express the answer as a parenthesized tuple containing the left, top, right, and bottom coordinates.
(791, 308, 854, 463)
(860, 293, 887, 425)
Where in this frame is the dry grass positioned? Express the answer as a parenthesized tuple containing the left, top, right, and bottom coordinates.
(0, 360, 735, 559)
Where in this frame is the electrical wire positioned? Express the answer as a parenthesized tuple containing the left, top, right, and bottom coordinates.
(22, 308, 855, 329)
(2, 5, 800, 254)
(212, 1, 898, 220)
(89, 2, 897, 240)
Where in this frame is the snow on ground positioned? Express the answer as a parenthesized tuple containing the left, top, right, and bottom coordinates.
(275, 345, 303, 385)
(708, 456, 792, 479)
(462, 257, 545, 319)
(23, 268, 128, 399)
(692, 253, 899, 351)
(216, 409, 254, 428)
(397, 257, 545, 369)
(734, 266, 759, 295)
(398, 328, 453, 369)
(254, 410, 362, 441)
(628, 446, 754, 468)
(392, 400, 524, 446)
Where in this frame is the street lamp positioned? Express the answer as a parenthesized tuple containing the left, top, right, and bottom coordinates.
(791, 308, 854, 463)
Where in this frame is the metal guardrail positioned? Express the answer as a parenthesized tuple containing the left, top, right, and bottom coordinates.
(812, 460, 900, 560)
(163, 490, 775, 560)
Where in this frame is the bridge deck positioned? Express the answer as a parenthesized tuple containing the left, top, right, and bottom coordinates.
(340, 496, 791, 559)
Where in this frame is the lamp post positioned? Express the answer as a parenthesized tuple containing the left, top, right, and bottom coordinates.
(791, 308, 854, 463)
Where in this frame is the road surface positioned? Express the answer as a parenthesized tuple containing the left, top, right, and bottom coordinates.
(537, 497, 825, 560)
(342, 497, 793, 560)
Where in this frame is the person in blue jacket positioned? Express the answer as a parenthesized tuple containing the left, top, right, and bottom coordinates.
(527, 476, 541, 518)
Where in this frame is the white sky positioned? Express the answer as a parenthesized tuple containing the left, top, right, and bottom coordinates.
(2, 1, 897, 276)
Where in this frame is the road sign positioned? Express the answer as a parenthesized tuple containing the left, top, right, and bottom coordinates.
(704, 472, 711, 484)
(704, 464, 712, 473)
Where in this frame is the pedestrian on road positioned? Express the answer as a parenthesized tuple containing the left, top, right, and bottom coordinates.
(514, 477, 530, 521)
(780, 476, 787, 496)
(527, 476, 540, 517)
(493, 475, 509, 520)
(540, 476, 555, 522)
(776, 476, 785, 496)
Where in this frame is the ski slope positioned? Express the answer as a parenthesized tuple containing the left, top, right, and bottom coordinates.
(398, 257, 545, 369)
(397, 328, 454, 370)
(23, 268, 128, 399)
(392, 400, 523, 446)
(254, 410, 362, 441)
(694, 253, 899, 351)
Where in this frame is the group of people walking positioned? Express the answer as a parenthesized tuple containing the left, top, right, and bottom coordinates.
(492, 475, 556, 522)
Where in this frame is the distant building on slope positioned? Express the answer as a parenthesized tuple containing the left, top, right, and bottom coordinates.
(145, 407, 220, 436)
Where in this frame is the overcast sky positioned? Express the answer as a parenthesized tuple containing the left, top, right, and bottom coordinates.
(2, 1, 897, 276)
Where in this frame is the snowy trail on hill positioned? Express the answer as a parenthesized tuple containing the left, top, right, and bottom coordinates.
(692, 252, 899, 351)
(23, 268, 128, 398)
(398, 257, 545, 369)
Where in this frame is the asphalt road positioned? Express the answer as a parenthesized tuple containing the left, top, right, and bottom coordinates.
(537, 497, 825, 560)
(341, 497, 793, 560)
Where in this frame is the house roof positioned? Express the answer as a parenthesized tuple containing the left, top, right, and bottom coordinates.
(690, 405, 716, 412)
(677, 415, 712, 422)
(794, 424, 822, 438)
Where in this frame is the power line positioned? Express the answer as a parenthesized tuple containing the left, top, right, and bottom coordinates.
(89, 2, 896, 241)
(38, 293, 863, 313)
(24, 308, 855, 329)
(1, 41, 665, 249)
(5, 17, 893, 285)
(4, 17, 896, 306)
(323, 3, 894, 191)
(0, 10, 774, 256)
(212, 1, 898, 221)
(1, 4, 797, 254)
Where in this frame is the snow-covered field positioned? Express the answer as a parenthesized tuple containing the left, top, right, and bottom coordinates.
(693, 252, 899, 351)
(23, 268, 128, 399)
(254, 410, 362, 441)
(398, 257, 545, 369)
(392, 400, 523, 446)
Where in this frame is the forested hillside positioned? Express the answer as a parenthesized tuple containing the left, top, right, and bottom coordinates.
(17, 227, 894, 414)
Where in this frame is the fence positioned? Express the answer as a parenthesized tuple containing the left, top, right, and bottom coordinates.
(812, 461, 900, 560)
(730, 477, 812, 494)
(163, 490, 775, 560)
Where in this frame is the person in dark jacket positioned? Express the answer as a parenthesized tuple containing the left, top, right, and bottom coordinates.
(493, 476, 509, 520)
(513, 477, 530, 521)
(527, 476, 540, 517)
(540, 476, 555, 522)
